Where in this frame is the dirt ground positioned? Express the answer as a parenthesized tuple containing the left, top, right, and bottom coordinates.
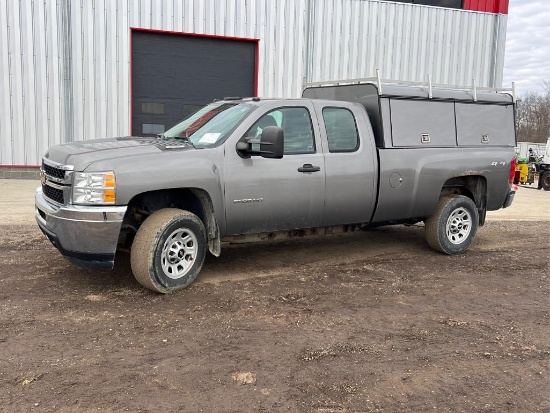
(0, 182, 549, 412)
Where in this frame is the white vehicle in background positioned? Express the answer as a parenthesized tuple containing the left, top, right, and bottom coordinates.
(538, 138, 550, 191)
(542, 137, 550, 164)
(514, 141, 547, 160)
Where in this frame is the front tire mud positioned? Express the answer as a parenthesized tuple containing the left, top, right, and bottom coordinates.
(131, 208, 207, 293)
(425, 195, 479, 255)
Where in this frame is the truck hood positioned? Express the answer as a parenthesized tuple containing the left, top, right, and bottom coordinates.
(44, 136, 194, 170)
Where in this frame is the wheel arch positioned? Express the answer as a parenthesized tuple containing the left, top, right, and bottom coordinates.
(440, 175, 488, 226)
(123, 188, 221, 257)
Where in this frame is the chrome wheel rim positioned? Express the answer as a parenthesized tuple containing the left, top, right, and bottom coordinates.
(446, 207, 472, 244)
(161, 228, 198, 279)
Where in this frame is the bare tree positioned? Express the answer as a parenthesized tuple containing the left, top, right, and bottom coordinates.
(515, 82, 550, 143)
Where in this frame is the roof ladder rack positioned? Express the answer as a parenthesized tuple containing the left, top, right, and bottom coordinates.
(304, 70, 517, 103)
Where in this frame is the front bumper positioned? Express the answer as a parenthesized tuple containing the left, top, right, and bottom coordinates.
(35, 188, 127, 269)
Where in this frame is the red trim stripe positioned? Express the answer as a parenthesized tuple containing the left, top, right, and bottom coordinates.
(254, 40, 260, 97)
(130, 27, 260, 43)
(129, 29, 133, 135)
(0, 165, 41, 169)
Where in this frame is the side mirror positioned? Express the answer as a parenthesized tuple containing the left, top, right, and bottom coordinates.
(259, 126, 284, 159)
(236, 141, 250, 152)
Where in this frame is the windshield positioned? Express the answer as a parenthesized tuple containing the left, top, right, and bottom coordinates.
(164, 102, 254, 147)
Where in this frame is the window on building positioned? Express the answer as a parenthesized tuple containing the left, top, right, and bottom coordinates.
(183, 104, 204, 119)
(141, 102, 165, 115)
(322, 108, 359, 153)
(142, 123, 165, 135)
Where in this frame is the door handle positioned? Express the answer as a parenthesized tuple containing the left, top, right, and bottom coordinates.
(298, 164, 321, 173)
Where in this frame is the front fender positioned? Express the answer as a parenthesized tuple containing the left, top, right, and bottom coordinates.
(88, 149, 226, 232)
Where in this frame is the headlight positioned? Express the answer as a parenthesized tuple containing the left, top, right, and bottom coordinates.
(72, 171, 116, 205)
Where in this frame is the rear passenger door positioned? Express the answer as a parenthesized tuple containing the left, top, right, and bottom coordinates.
(313, 101, 378, 226)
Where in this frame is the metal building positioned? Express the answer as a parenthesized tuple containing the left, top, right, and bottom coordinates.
(0, 0, 510, 169)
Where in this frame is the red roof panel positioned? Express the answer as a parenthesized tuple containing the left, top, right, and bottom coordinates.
(463, 0, 509, 14)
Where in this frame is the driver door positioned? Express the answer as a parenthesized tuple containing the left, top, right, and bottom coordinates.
(224, 103, 325, 235)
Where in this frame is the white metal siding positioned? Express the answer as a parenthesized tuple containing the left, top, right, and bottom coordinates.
(308, 1, 504, 87)
(1, 0, 66, 166)
(0, 0, 506, 165)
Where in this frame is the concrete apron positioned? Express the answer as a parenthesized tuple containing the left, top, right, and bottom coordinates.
(0, 179, 549, 226)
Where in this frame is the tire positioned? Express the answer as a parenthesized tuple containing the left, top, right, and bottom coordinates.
(542, 172, 550, 191)
(425, 195, 479, 255)
(131, 208, 207, 293)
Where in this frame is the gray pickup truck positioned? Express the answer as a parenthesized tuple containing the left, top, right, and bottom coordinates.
(36, 82, 517, 293)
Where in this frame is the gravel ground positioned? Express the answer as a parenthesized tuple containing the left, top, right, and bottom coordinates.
(0, 180, 548, 412)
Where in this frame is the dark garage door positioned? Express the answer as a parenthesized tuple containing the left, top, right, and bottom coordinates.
(131, 30, 257, 136)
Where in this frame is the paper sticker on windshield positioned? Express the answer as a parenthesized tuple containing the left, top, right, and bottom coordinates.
(199, 133, 221, 144)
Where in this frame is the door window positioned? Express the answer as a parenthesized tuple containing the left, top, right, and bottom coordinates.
(247, 107, 315, 154)
(322, 107, 359, 152)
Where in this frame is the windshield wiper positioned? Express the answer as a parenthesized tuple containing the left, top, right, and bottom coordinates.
(162, 134, 196, 148)
(183, 136, 196, 148)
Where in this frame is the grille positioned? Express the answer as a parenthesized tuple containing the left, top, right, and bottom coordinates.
(43, 184, 64, 205)
(42, 162, 66, 180)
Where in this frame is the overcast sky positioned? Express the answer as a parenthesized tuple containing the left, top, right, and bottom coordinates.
(502, 0, 550, 95)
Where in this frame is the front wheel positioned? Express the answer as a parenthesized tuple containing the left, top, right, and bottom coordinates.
(425, 195, 479, 255)
(131, 208, 207, 293)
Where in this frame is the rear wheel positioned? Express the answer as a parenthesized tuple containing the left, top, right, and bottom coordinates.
(425, 195, 479, 255)
(131, 208, 207, 293)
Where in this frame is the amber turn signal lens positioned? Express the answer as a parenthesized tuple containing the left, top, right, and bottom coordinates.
(104, 173, 116, 188)
(104, 189, 116, 203)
